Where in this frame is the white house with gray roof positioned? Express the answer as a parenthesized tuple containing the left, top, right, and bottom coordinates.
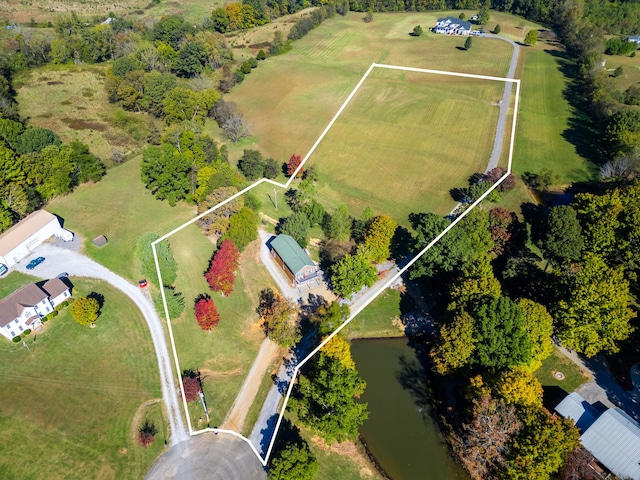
(434, 17, 472, 36)
(556, 392, 640, 480)
(0, 279, 71, 340)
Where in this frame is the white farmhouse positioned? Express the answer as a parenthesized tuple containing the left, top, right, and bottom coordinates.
(434, 17, 472, 36)
(0, 210, 73, 270)
(0, 278, 72, 340)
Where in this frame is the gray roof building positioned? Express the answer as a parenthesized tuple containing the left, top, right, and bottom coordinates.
(556, 393, 640, 480)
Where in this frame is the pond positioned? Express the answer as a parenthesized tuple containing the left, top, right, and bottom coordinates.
(352, 337, 468, 480)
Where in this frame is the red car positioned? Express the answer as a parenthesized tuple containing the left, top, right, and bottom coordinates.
(138, 279, 148, 288)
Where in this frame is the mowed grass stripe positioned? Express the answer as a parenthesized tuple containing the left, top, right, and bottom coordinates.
(308, 68, 504, 219)
(513, 49, 593, 182)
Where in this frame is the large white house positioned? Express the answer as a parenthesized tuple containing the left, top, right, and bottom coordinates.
(0, 279, 72, 340)
(0, 210, 73, 270)
(434, 17, 472, 36)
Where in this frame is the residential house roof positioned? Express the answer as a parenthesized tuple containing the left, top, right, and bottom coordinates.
(42, 278, 70, 299)
(436, 17, 472, 30)
(0, 210, 57, 257)
(0, 279, 71, 327)
(0, 283, 48, 327)
(555, 392, 599, 432)
(270, 234, 315, 275)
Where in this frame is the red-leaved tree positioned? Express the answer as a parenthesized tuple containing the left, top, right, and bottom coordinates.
(286, 153, 304, 177)
(205, 239, 240, 296)
(195, 296, 220, 330)
(181, 372, 201, 402)
(137, 419, 158, 447)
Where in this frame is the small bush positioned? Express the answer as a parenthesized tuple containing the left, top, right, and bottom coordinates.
(12, 335, 21, 343)
(23, 329, 31, 336)
(61, 301, 69, 308)
(52, 310, 59, 317)
(181, 371, 201, 402)
(459, 12, 466, 19)
(138, 419, 158, 448)
(493, 24, 501, 34)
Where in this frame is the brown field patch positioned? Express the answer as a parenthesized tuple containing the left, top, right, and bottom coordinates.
(61, 117, 108, 131)
(17, 66, 142, 160)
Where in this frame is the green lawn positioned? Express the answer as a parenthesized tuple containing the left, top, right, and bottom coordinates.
(0, 278, 164, 480)
(310, 67, 505, 219)
(512, 48, 595, 184)
(535, 346, 589, 393)
(345, 289, 403, 339)
(47, 157, 197, 283)
(168, 231, 277, 429)
(0, 271, 39, 297)
(231, 10, 515, 133)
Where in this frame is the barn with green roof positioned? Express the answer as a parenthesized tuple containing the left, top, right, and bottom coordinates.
(269, 234, 319, 286)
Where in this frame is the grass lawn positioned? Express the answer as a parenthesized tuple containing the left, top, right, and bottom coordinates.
(224, 12, 519, 223)
(224, 11, 515, 166)
(512, 47, 595, 184)
(310, 67, 506, 219)
(0, 271, 40, 297)
(604, 53, 640, 93)
(47, 157, 197, 283)
(345, 289, 403, 339)
(535, 346, 589, 393)
(168, 232, 277, 429)
(15, 66, 145, 162)
(0, 278, 165, 480)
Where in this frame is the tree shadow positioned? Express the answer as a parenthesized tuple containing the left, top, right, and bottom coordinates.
(543, 49, 607, 166)
(87, 291, 105, 309)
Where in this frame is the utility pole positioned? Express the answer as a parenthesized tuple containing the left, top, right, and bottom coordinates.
(274, 188, 278, 209)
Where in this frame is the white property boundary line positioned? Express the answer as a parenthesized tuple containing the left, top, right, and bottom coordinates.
(152, 62, 521, 466)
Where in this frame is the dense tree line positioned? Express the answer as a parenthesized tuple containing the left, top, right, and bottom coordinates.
(0, 117, 104, 233)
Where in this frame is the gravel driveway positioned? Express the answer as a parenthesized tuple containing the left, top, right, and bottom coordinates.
(15, 244, 189, 446)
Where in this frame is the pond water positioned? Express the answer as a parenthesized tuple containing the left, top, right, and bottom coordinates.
(352, 337, 468, 480)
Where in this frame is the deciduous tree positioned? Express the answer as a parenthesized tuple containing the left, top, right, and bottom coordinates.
(70, 296, 100, 326)
(524, 29, 538, 45)
(194, 296, 220, 330)
(205, 239, 240, 295)
(359, 214, 397, 263)
(431, 311, 477, 375)
(555, 254, 634, 357)
(181, 370, 201, 402)
(286, 153, 303, 177)
(330, 253, 377, 298)
(268, 442, 318, 480)
(141, 143, 191, 206)
(517, 299, 554, 371)
(294, 351, 368, 443)
(537, 205, 584, 267)
(326, 204, 351, 241)
(221, 206, 258, 251)
(256, 288, 301, 347)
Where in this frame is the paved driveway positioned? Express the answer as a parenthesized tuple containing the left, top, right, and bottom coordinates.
(15, 244, 189, 446)
(145, 433, 266, 480)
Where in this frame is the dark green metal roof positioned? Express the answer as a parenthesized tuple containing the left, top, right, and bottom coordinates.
(271, 234, 315, 275)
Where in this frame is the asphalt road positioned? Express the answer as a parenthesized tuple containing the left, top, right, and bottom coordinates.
(145, 433, 267, 480)
(15, 244, 189, 446)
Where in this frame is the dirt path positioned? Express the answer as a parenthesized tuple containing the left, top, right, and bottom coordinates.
(221, 338, 282, 433)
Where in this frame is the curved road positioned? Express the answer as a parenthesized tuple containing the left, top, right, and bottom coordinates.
(16, 244, 189, 446)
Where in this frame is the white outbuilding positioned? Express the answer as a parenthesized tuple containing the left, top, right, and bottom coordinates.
(0, 210, 73, 270)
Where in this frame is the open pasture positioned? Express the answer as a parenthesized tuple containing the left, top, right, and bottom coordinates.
(310, 67, 507, 219)
(226, 12, 516, 221)
(0, 278, 164, 480)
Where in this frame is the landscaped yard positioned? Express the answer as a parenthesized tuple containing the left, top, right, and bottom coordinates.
(536, 346, 589, 393)
(0, 278, 165, 480)
(344, 289, 403, 339)
(168, 229, 277, 429)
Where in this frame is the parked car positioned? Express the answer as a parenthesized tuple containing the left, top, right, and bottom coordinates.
(26, 257, 45, 270)
(0, 263, 7, 276)
(138, 279, 148, 288)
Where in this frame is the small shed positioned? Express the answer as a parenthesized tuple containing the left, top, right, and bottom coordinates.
(269, 234, 319, 286)
(92, 235, 108, 248)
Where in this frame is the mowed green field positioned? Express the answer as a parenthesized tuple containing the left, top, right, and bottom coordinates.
(310, 67, 506, 218)
(513, 48, 594, 183)
(0, 278, 165, 480)
(167, 228, 276, 428)
(226, 11, 516, 221)
(48, 157, 196, 283)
